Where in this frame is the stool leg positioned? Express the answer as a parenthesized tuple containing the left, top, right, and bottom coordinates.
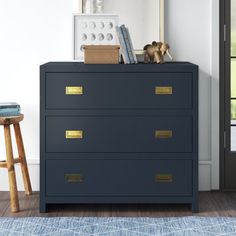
(14, 123, 32, 196)
(4, 125, 19, 212)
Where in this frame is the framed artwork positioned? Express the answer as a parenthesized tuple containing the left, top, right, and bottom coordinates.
(74, 14, 119, 61)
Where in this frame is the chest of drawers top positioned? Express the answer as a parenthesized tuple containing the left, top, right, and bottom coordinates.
(41, 62, 198, 73)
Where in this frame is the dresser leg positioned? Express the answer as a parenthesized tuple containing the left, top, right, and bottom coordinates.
(191, 203, 199, 213)
(40, 203, 47, 213)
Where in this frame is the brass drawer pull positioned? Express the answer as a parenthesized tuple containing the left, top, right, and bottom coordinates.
(155, 174, 173, 183)
(155, 86, 173, 95)
(155, 130, 173, 139)
(65, 86, 83, 95)
(65, 174, 84, 183)
(65, 130, 83, 139)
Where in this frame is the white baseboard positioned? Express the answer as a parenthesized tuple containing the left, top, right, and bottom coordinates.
(199, 160, 212, 191)
(0, 160, 39, 191)
(0, 159, 213, 191)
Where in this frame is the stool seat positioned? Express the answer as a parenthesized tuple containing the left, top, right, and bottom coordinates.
(0, 114, 24, 125)
(0, 113, 32, 212)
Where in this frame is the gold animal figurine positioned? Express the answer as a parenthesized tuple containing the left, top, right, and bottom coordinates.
(144, 41, 173, 64)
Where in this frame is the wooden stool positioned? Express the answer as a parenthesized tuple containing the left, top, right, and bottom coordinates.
(0, 114, 32, 212)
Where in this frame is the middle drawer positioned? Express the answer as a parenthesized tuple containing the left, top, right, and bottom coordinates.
(46, 116, 192, 153)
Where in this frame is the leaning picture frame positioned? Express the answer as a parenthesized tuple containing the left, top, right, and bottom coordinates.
(74, 14, 119, 61)
(74, 0, 164, 61)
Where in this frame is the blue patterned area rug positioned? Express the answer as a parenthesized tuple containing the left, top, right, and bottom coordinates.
(0, 217, 236, 236)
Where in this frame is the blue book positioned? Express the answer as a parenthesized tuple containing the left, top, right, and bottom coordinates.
(0, 107, 20, 112)
(0, 102, 20, 109)
(120, 24, 134, 64)
(0, 103, 21, 117)
(0, 109, 21, 116)
(126, 27, 138, 64)
(116, 26, 130, 64)
(0, 112, 21, 117)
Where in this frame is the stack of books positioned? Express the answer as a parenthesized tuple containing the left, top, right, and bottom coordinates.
(0, 102, 21, 117)
(116, 24, 138, 64)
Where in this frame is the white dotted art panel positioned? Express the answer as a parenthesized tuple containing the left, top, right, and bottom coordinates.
(74, 14, 119, 61)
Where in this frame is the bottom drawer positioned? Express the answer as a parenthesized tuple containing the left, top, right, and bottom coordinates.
(45, 159, 192, 196)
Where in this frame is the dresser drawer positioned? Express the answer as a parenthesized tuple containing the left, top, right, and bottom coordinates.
(46, 159, 192, 196)
(46, 116, 192, 153)
(45, 72, 192, 109)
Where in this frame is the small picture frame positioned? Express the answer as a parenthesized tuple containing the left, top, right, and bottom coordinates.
(74, 14, 119, 61)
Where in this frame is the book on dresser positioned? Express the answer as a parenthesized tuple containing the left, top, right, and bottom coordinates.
(120, 24, 137, 64)
(40, 62, 199, 213)
(116, 25, 137, 64)
(115, 26, 130, 64)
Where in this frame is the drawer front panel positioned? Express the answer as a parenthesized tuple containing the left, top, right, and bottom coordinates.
(46, 159, 192, 196)
(46, 116, 192, 153)
(45, 73, 192, 109)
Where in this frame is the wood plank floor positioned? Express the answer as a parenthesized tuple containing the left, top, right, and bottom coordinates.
(1, 191, 236, 217)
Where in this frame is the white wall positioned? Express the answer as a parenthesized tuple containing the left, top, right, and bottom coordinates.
(0, 0, 219, 191)
(165, 0, 219, 190)
(0, 0, 78, 190)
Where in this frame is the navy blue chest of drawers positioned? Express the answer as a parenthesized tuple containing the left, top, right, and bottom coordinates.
(40, 62, 198, 213)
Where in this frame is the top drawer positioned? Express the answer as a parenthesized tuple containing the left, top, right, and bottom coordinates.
(45, 72, 193, 110)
